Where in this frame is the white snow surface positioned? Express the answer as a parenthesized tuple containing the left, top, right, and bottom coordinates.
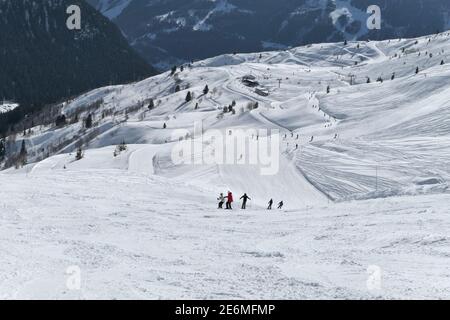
(0, 102, 19, 114)
(2, 32, 450, 299)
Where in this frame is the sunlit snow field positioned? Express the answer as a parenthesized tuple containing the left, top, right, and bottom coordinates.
(2, 32, 450, 299)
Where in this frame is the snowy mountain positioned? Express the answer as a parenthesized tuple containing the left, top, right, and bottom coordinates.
(4, 30, 450, 201)
(1, 31, 450, 298)
(0, 0, 155, 135)
(87, 0, 450, 70)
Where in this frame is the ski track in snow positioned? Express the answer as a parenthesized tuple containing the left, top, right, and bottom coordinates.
(1, 171, 450, 299)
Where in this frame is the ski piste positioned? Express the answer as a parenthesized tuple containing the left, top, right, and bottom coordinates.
(2, 31, 450, 299)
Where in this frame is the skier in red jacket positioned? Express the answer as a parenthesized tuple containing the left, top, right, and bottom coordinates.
(226, 191, 234, 209)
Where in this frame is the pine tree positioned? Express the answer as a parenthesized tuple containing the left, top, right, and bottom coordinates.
(367, 77, 371, 83)
(326, 85, 331, 94)
(75, 147, 83, 161)
(415, 66, 420, 74)
(18, 140, 27, 166)
(203, 85, 209, 95)
(148, 99, 155, 110)
(0, 139, 5, 161)
(55, 114, 67, 127)
(441, 60, 445, 65)
(391, 73, 395, 80)
(185, 91, 192, 102)
(163, 123, 167, 129)
(170, 66, 177, 76)
(114, 140, 127, 157)
(85, 114, 93, 129)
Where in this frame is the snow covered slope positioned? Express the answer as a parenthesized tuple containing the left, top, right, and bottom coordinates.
(7, 31, 450, 205)
(1, 170, 449, 299)
(1, 32, 450, 299)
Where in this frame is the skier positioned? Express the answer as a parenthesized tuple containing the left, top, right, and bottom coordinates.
(240, 193, 251, 210)
(267, 199, 273, 210)
(217, 193, 225, 209)
(277, 201, 284, 210)
(226, 191, 234, 209)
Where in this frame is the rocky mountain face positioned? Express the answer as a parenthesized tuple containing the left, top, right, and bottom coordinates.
(87, 0, 450, 70)
(0, 0, 155, 134)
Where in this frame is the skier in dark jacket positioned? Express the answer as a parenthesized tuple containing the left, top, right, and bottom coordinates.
(240, 193, 251, 209)
(277, 201, 284, 209)
(267, 199, 273, 210)
(217, 193, 225, 209)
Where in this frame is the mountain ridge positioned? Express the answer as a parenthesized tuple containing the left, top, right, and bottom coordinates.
(0, 0, 156, 134)
(87, 0, 450, 70)
(2, 29, 449, 205)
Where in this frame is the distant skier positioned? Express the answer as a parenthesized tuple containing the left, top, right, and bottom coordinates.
(217, 193, 225, 209)
(240, 193, 251, 209)
(277, 201, 284, 210)
(267, 199, 273, 210)
(226, 191, 234, 209)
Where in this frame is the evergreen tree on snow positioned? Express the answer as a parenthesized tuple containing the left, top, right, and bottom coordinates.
(75, 147, 83, 161)
(55, 114, 67, 127)
(148, 99, 155, 110)
(185, 91, 192, 102)
(0, 138, 5, 161)
(85, 114, 93, 129)
(114, 140, 127, 157)
(203, 85, 209, 95)
(15, 140, 28, 167)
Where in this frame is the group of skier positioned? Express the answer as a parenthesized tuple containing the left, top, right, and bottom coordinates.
(217, 192, 284, 211)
